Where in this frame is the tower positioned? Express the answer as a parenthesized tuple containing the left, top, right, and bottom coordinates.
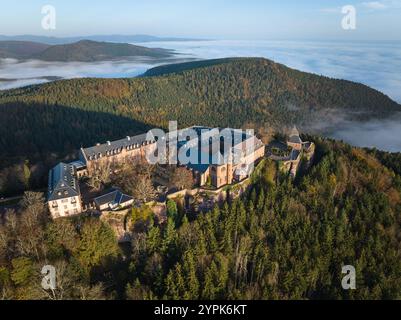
(287, 126, 303, 150)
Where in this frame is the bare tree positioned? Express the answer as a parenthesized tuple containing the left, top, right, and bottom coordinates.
(77, 283, 106, 300)
(87, 161, 111, 191)
(112, 160, 157, 203)
(40, 260, 77, 300)
(15, 192, 47, 261)
(169, 167, 195, 190)
(133, 174, 157, 203)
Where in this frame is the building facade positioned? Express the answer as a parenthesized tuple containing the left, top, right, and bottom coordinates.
(47, 127, 266, 218)
(48, 162, 83, 219)
(183, 127, 266, 189)
(79, 133, 157, 174)
(94, 188, 134, 211)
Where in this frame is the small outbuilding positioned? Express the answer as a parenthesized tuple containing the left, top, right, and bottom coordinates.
(94, 188, 134, 211)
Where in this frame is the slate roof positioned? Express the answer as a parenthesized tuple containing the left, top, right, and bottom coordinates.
(48, 163, 80, 201)
(172, 126, 251, 146)
(94, 188, 133, 208)
(290, 149, 301, 161)
(175, 127, 260, 173)
(81, 133, 156, 161)
(288, 126, 302, 144)
(69, 160, 86, 170)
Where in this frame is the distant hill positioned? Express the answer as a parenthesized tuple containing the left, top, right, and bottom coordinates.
(0, 34, 202, 45)
(0, 40, 173, 61)
(0, 41, 50, 59)
(0, 57, 400, 165)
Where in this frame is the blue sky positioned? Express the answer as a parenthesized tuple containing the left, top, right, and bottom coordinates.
(0, 0, 400, 40)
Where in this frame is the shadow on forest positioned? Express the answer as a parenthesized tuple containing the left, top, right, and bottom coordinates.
(0, 101, 152, 196)
(0, 101, 153, 166)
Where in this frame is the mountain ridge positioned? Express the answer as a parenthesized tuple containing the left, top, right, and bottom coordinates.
(0, 39, 173, 62)
(0, 34, 202, 45)
(0, 57, 400, 166)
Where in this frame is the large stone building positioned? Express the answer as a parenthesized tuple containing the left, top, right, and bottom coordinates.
(47, 126, 265, 218)
(48, 162, 83, 219)
(181, 127, 266, 189)
(79, 133, 157, 175)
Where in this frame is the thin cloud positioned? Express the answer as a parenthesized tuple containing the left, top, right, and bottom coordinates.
(321, 1, 401, 13)
(329, 113, 401, 152)
(361, 0, 401, 10)
(361, 1, 388, 10)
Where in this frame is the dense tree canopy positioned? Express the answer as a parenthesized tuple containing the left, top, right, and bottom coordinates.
(1, 58, 400, 197)
(1, 138, 400, 300)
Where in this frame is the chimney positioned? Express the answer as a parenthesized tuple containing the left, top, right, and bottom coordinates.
(127, 136, 131, 141)
(107, 141, 111, 146)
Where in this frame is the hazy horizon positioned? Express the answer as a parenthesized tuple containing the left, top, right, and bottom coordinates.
(1, 1, 400, 152)
(1, 0, 401, 41)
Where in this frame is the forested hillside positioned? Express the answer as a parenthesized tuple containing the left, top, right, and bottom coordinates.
(33, 40, 172, 61)
(0, 41, 50, 59)
(1, 139, 401, 299)
(0, 58, 400, 195)
(0, 40, 172, 61)
(1, 58, 399, 158)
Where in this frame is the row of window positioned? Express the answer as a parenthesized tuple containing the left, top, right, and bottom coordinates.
(87, 141, 155, 161)
(52, 198, 77, 208)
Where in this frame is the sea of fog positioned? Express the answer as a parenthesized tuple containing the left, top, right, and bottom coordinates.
(136, 40, 401, 104)
(0, 39, 400, 151)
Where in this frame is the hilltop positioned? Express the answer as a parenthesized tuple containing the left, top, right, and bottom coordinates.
(0, 41, 50, 59)
(0, 40, 172, 61)
(0, 34, 200, 45)
(0, 57, 400, 167)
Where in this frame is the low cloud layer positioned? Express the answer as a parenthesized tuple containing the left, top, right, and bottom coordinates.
(0, 56, 187, 91)
(0, 40, 400, 152)
(139, 40, 401, 103)
(329, 113, 401, 152)
(1, 40, 400, 103)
